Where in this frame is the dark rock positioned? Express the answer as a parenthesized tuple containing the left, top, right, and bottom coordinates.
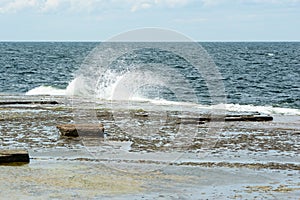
(134, 112, 149, 117)
(225, 115, 273, 122)
(57, 124, 104, 138)
(0, 101, 59, 105)
(176, 119, 205, 125)
(178, 114, 273, 123)
(0, 150, 30, 164)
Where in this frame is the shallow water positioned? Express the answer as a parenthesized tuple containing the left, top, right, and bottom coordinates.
(0, 95, 299, 199)
(0, 160, 299, 199)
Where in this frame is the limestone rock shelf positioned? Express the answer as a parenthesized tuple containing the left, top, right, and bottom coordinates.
(0, 101, 59, 105)
(0, 150, 30, 164)
(179, 114, 273, 122)
(57, 124, 104, 137)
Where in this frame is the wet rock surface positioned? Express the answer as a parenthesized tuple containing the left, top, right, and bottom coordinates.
(0, 100, 59, 105)
(0, 95, 299, 199)
(179, 113, 273, 122)
(0, 149, 30, 164)
(57, 124, 104, 137)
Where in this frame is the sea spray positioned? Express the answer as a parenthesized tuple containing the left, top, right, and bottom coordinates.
(26, 85, 65, 96)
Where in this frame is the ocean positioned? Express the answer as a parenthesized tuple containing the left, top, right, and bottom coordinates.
(0, 42, 299, 115)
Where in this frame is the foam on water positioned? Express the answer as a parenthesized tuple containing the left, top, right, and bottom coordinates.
(95, 70, 129, 100)
(25, 80, 300, 116)
(65, 77, 91, 96)
(131, 96, 199, 106)
(224, 103, 300, 116)
(25, 85, 66, 96)
(131, 98, 300, 115)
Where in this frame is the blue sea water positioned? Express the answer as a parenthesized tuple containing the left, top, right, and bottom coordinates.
(0, 42, 299, 110)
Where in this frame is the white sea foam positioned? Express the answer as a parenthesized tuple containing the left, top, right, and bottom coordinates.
(131, 96, 199, 106)
(65, 77, 87, 96)
(25, 85, 66, 96)
(25, 79, 300, 116)
(95, 71, 127, 100)
(224, 103, 300, 115)
(130, 97, 300, 115)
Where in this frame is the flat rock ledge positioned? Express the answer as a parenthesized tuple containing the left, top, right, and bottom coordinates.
(0, 100, 59, 105)
(57, 124, 104, 138)
(0, 150, 30, 164)
(179, 114, 273, 123)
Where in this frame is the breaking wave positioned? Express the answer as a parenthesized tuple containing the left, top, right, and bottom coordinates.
(25, 85, 66, 96)
(25, 83, 300, 116)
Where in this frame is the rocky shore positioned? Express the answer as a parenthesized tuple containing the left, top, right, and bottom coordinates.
(0, 95, 299, 199)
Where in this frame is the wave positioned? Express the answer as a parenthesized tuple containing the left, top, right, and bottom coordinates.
(223, 103, 300, 116)
(25, 85, 66, 96)
(131, 98, 300, 115)
(25, 79, 300, 116)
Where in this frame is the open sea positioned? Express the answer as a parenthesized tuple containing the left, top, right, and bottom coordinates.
(0, 42, 299, 114)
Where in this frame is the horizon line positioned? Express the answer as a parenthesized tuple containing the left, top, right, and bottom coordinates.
(0, 40, 299, 42)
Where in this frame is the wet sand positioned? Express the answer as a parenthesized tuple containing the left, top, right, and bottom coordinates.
(0, 95, 299, 199)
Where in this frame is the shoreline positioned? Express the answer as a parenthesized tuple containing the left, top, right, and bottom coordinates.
(0, 95, 299, 199)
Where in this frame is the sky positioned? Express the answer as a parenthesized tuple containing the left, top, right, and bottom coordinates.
(0, 0, 299, 41)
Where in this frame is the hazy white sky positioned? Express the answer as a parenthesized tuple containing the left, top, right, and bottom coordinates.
(0, 0, 299, 41)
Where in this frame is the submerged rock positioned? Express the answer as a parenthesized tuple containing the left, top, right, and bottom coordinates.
(0, 150, 30, 164)
(57, 124, 104, 138)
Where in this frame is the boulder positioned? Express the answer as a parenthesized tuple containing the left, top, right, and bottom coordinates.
(57, 124, 104, 138)
(0, 150, 30, 164)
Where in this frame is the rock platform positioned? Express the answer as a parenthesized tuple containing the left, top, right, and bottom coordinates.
(57, 124, 104, 137)
(0, 150, 30, 164)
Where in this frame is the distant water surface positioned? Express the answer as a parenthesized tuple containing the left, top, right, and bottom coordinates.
(0, 42, 299, 109)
